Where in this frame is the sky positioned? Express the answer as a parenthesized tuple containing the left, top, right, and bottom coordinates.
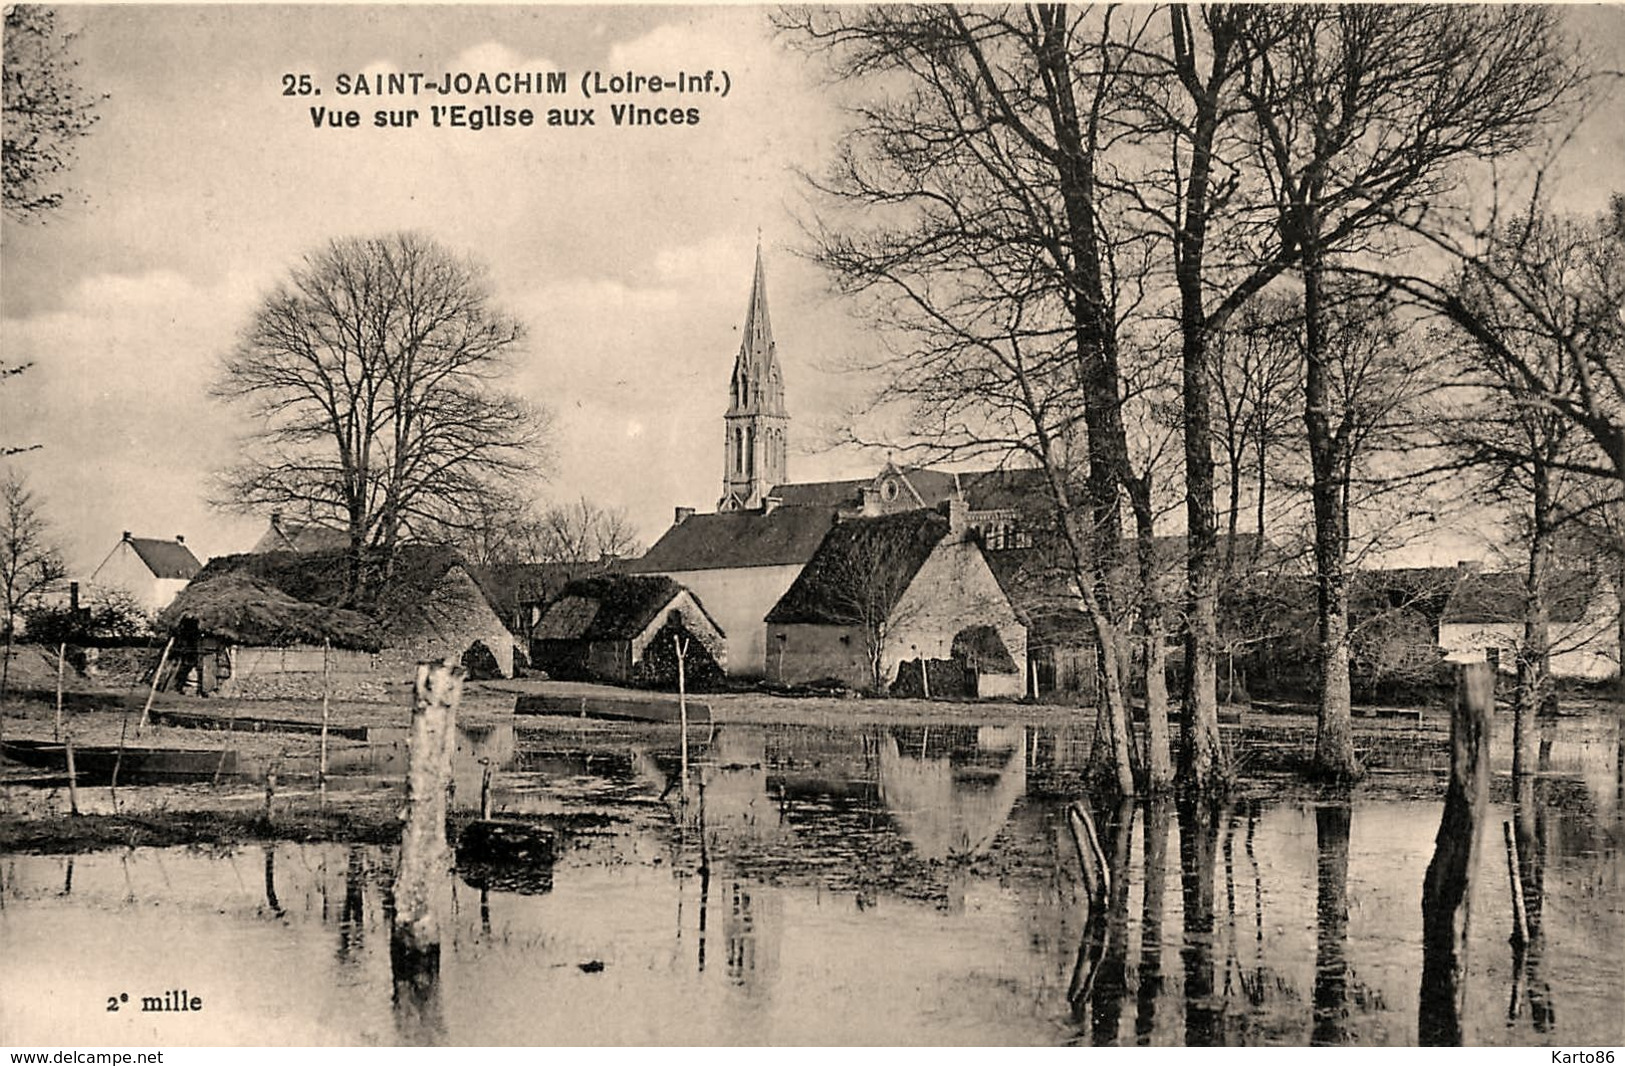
(4, 3, 1625, 577)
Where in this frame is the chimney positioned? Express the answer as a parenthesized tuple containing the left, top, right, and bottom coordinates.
(70, 581, 79, 613)
(762, 495, 782, 515)
(940, 498, 968, 536)
(122, 531, 132, 542)
(860, 485, 882, 517)
(674, 506, 695, 525)
(176, 534, 185, 544)
(270, 511, 283, 527)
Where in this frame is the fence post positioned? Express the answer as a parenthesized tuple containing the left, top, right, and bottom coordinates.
(1419, 661, 1493, 1045)
(391, 659, 462, 1044)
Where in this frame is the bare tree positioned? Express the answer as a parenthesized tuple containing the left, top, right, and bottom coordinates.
(3, 5, 101, 221)
(216, 232, 549, 602)
(532, 496, 643, 565)
(1, 469, 67, 699)
(1207, 297, 1302, 578)
(1235, 3, 1584, 780)
(781, 4, 1156, 795)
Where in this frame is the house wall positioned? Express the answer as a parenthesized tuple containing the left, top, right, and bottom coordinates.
(883, 538, 1027, 690)
(375, 566, 516, 678)
(586, 639, 634, 681)
(89, 546, 187, 614)
(764, 622, 871, 688)
(217, 646, 388, 701)
(629, 590, 728, 669)
(653, 564, 803, 677)
(1440, 609, 1620, 681)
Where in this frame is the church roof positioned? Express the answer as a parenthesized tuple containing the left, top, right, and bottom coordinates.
(627, 506, 837, 573)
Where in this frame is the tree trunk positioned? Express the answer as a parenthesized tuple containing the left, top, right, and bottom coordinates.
(1172, 17, 1229, 793)
(1133, 486, 1174, 791)
(1302, 236, 1361, 781)
(1516, 464, 1553, 778)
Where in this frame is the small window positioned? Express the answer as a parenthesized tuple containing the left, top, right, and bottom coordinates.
(881, 480, 899, 502)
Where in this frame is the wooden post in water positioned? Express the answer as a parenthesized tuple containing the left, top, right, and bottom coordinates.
(479, 760, 493, 821)
(1503, 820, 1529, 947)
(64, 735, 80, 816)
(1420, 661, 1493, 1045)
(391, 659, 462, 1044)
(675, 634, 689, 798)
(135, 637, 174, 736)
(318, 638, 332, 802)
(54, 643, 66, 742)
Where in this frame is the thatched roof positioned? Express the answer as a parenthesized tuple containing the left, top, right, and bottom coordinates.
(534, 575, 719, 642)
(162, 544, 505, 648)
(766, 510, 951, 625)
(158, 574, 381, 650)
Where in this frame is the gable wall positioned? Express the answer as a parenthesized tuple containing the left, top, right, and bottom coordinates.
(89, 543, 181, 613)
(375, 566, 515, 677)
(884, 538, 1027, 690)
(649, 564, 803, 677)
(630, 589, 728, 669)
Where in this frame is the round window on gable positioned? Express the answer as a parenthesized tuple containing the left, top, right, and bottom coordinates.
(881, 480, 899, 502)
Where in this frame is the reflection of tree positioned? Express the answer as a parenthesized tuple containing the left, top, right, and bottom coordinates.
(1135, 797, 1172, 1044)
(1312, 802, 1352, 1045)
(338, 845, 366, 961)
(1088, 800, 1135, 1045)
(1510, 776, 1555, 1031)
(263, 844, 284, 918)
(1178, 799, 1225, 1046)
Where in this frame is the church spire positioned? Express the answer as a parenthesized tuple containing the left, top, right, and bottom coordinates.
(720, 239, 790, 511)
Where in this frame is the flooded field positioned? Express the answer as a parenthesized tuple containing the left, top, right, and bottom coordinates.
(2, 712, 1621, 1046)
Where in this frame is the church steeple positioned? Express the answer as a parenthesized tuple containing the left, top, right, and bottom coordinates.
(720, 241, 789, 511)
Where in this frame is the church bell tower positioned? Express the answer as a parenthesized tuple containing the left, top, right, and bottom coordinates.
(719, 242, 789, 510)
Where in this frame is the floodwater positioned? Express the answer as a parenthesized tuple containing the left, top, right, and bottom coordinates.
(1, 713, 1621, 1046)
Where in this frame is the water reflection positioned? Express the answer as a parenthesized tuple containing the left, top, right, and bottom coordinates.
(1313, 800, 1352, 1046)
(1, 713, 1621, 1046)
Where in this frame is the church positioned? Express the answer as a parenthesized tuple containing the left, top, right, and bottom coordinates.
(628, 246, 1033, 691)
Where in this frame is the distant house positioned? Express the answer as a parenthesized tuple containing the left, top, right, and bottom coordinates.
(1439, 567, 1619, 681)
(531, 574, 724, 683)
(89, 532, 202, 613)
(764, 504, 1026, 697)
(161, 545, 520, 698)
(249, 513, 350, 554)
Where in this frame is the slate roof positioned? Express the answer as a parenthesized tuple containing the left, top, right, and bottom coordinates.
(627, 506, 838, 572)
(126, 537, 203, 580)
(533, 575, 721, 642)
(765, 510, 951, 625)
(1442, 570, 1598, 625)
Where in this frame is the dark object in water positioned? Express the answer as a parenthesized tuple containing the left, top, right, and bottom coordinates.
(578, 960, 605, 973)
(455, 818, 557, 895)
(149, 708, 370, 740)
(514, 692, 711, 725)
(1, 738, 238, 784)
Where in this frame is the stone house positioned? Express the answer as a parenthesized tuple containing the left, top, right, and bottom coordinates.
(531, 574, 724, 683)
(763, 504, 1026, 697)
(88, 531, 202, 613)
